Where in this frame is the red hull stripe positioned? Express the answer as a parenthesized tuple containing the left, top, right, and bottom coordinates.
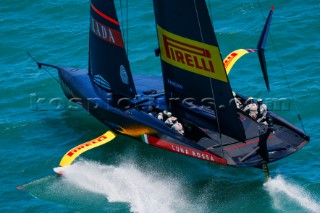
(90, 3, 119, 26)
(225, 135, 274, 151)
(146, 135, 227, 165)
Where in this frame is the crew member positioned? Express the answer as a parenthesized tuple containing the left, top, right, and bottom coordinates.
(233, 91, 242, 108)
(257, 98, 268, 123)
(243, 97, 258, 119)
(162, 110, 168, 120)
(165, 112, 174, 126)
(157, 112, 163, 121)
(147, 105, 156, 116)
(171, 117, 184, 135)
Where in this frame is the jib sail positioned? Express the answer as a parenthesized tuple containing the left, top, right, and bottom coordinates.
(89, 0, 136, 99)
(152, 0, 246, 140)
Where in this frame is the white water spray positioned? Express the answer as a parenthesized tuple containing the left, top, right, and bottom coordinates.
(264, 175, 320, 213)
(59, 160, 203, 213)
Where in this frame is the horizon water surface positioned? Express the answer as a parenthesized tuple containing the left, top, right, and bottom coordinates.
(1, 0, 320, 212)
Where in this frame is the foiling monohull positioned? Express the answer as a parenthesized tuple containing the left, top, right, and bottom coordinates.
(35, 0, 309, 177)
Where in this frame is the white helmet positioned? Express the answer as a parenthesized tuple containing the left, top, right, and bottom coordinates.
(257, 98, 263, 102)
(232, 91, 236, 97)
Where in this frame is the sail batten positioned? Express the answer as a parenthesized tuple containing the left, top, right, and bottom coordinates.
(90, 2, 119, 26)
(153, 0, 246, 140)
(89, 0, 136, 99)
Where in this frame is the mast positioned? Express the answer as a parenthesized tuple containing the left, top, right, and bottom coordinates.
(89, 0, 137, 99)
(152, 0, 246, 140)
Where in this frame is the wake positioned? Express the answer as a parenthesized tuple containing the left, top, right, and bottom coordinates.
(59, 160, 203, 213)
(264, 175, 320, 213)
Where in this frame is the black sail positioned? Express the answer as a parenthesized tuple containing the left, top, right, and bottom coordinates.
(89, 0, 136, 98)
(153, 0, 246, 140)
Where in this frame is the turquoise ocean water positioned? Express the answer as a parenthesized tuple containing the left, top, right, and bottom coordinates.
(1, 0, 319, 212)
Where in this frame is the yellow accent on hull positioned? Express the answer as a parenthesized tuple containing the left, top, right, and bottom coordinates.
(118, 127, 156, 137)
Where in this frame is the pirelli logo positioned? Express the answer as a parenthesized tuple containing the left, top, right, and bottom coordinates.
(157, 25, 227, 82)
(224, 52, 238, 69)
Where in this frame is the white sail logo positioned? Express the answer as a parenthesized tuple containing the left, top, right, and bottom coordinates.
(90, 16, 124, 48)
(93, 75, 111, 90)
(120, 65, 129, 84)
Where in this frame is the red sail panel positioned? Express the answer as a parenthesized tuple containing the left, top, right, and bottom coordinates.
(89, 0, 136, 99)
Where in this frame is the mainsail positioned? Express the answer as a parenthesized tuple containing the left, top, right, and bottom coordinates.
(89, 0, 137, 98)
(153, 0, 246, 140)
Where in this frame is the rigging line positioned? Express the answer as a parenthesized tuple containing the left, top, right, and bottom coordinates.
(206, 0, 214, 24)
(119, 0, 124, 38)
(126, 0, 129, 58)
(119, 0, 125, 53)
(194, 0, 224, 157)
(120, 0, 128, 55)
(27, 51, 60, 84)
(256, 0, 307, 134)
(271, 40, 306, 133)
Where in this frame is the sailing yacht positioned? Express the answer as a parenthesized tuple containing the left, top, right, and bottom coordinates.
(35, 0, 309, 174)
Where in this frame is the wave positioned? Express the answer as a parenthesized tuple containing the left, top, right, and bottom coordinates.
(264, 175, 320, 213)
(57, 159, 206, 213)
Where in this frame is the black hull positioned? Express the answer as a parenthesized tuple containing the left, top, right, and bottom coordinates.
(56, 66, 309, 167)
